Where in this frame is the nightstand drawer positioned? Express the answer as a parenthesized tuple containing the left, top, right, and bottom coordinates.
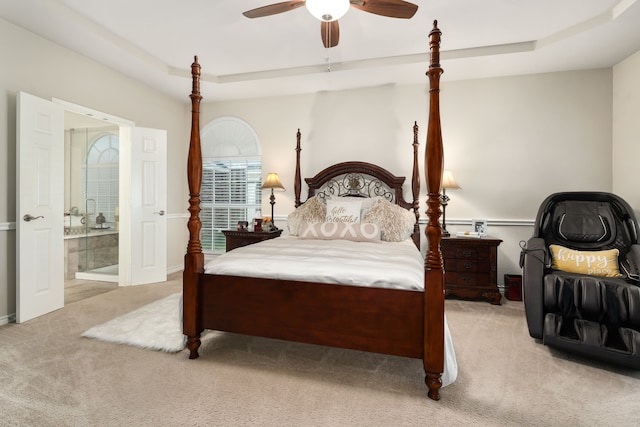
(444, 258, 491, 273)
(455, 259, 491, 273)
(446, 271, 490, 286)
(443, 247, 491, 261)
(456, 248, 478, 260)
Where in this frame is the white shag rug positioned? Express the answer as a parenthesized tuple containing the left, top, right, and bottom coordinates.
(82, 292, 185, 352)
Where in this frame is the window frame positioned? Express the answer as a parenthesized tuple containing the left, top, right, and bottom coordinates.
(82, 132, 119, 226)
(200, 117, 262, 254)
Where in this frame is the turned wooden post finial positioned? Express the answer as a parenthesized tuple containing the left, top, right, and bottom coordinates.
(186, 55, 203, 257)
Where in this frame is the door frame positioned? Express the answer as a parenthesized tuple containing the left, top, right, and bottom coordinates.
(53, 99, 134, 287)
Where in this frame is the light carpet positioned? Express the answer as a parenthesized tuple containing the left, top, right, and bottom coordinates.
(3, 273, 639, 426)
(82, 292, 185, 352)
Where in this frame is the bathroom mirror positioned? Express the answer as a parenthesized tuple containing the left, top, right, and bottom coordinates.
(64, 112, 120, 282)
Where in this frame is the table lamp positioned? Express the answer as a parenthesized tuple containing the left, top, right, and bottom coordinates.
(441, 170, 460, 237)
(261, 173, 285, 230)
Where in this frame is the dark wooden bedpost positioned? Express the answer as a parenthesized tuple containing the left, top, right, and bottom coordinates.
(183, 56, 204, 359)
(424, 21, 445, 401)
(294, 129, 302, 208)
(411, 121, 420, 248)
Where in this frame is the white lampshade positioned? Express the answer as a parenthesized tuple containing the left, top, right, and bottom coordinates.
(306, 0, 350, 22)
(442, 170, 461, 190)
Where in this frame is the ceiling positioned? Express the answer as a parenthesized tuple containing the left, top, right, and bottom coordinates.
(2, 0, 640, 102)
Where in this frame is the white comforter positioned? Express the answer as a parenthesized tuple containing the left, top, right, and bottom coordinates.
(205, 236, 424, 290)
(203, 236, 458, 386)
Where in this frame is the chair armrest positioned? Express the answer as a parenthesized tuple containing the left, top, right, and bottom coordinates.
(521, 237, 547, 339)
(624, 244, 640, 280)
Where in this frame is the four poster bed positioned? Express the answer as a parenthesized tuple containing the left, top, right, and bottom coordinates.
(183, 21, 451, 400)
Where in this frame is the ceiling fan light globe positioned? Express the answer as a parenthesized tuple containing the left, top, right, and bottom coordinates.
(306, 0, 350, 22)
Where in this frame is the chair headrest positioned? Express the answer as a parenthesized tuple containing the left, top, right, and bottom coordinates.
(552, 201, 613, 244)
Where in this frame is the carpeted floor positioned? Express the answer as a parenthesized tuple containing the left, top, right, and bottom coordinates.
(1, 272, 638, 426)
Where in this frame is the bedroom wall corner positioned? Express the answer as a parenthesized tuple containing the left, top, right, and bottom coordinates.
(613, 48, 640, 217)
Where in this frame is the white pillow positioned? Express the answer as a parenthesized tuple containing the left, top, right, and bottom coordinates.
(299, 222, 381, 242)
(326, 198, 362, 224)
(339, 196, 379, 216)
(362, 198, 415, 242)
(286, 196, 326, 236)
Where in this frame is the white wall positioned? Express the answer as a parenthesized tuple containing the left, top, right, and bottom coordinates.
(613, 49, 640, 216)
(202, 68, 616, 285)
(2, 14, 638, 321)
(0, 18, 188, 322)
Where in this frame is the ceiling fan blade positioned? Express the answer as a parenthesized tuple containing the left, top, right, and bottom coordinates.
(350, 0, 418, 19)
(243, 1, 306, 18)
(321, 21, 340, 48)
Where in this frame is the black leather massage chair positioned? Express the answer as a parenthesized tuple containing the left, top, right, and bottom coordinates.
(521, 192, 640, 368)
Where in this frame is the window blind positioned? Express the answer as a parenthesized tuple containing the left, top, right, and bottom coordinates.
(84, 165, 119, 224)
(201, 159, 262, 252)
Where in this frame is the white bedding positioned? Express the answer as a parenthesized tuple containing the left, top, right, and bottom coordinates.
(205, 236, 423, 290)
(203, 236, 458, 386)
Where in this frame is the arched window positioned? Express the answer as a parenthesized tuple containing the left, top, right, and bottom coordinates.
(84, 133, 119, 225)
(200, 117, 262, 253)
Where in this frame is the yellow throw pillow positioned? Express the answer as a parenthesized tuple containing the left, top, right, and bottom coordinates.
(549, 244, 623, 278)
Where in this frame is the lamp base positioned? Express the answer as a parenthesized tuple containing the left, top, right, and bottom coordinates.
(442, 228, 451, 237)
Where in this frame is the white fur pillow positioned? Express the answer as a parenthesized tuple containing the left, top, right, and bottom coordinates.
(299, 222, 381, 242)
(286, 196, 326, 236)
(362, 198, 415, 242)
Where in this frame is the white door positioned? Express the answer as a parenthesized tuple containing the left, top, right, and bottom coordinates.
(122, 127, 167, 285)
(16, 92, 64, 323)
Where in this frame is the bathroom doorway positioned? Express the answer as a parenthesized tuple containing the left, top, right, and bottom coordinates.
(63, 111, 120, 301)
(17, 93, 168, 320)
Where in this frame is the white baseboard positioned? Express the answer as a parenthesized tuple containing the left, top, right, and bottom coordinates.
(167, 264, 183, 275)
(0, 222, 16, 231)
(0, 313, 16, 325)
(420, 218, 535, 227)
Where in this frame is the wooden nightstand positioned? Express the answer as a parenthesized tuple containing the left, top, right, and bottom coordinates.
(222, 229, 283, 252)
(441, 236, 502, 305)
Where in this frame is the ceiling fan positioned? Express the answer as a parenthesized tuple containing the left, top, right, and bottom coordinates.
(243, 0, 419, 48)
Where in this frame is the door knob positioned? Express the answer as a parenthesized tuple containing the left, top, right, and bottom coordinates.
(153, 210, 165, 216)
(23, 214, 44, 222)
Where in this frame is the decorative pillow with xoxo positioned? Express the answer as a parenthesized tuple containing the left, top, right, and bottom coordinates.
(299, 222, 381, 243)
